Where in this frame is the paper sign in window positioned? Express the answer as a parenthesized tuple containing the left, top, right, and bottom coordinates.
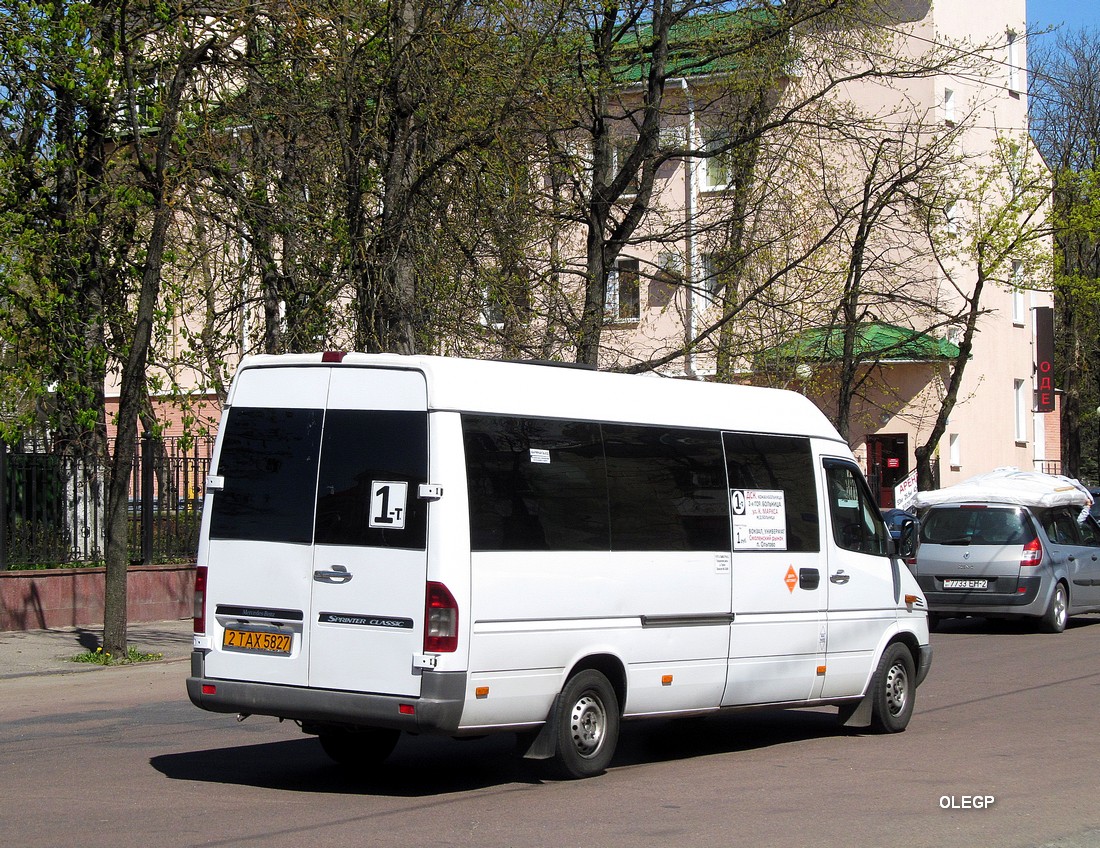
(369, 481, 408, 529)
(731, 488, 787, 550)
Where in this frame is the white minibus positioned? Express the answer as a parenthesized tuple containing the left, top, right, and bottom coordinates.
(187, 353, 932, 778)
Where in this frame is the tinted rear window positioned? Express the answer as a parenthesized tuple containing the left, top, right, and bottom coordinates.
(209, 407, 428, 548)
(314, 410, 428, 549)
(920, 507, 1029, 545)
(210, 407, 323, 543)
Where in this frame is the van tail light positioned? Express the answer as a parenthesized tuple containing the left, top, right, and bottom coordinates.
(193, 566, 208, 634)
(1020, 537, 1043, 567)
(424, 582, 458, 653)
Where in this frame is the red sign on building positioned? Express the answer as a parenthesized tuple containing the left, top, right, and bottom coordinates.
(1034, 306, 1055, 413)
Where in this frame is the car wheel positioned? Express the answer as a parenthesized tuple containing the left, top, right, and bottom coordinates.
(318, 727, 400, 766)
(1040, 582, 1068, 634)
(548, 669, 620, 779)
(870, 643, 915, 733)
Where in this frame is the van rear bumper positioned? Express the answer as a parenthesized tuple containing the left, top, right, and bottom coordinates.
(187, 650, 466, 735)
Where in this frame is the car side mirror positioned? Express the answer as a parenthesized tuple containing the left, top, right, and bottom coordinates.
(897, 518, 918, 558)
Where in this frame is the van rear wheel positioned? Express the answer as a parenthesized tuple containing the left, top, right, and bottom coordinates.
(870, 643, 915, 733)
(549, 670, 620, 779)
(317, 727, 400, 766)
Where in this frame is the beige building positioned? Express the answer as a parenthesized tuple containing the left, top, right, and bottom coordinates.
(575, 0, 1054, 505)
(112, 0, 1056, 507)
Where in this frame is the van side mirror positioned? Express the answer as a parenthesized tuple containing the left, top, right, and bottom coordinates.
(897, 518, 918, 558)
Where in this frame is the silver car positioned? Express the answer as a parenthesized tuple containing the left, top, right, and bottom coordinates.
(910, 502, 1100, 632)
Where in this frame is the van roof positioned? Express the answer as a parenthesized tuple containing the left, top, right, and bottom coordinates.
(233, 353, 846, 443)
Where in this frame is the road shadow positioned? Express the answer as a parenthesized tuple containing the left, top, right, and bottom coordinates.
(931, 612, 1100, 636)
(151, 706, 853, 796)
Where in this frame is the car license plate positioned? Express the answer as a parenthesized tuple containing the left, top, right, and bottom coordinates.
(223, 627, 292, 655)
(943, 578, 988, 590)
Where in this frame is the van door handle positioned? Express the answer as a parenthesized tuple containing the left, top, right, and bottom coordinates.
(314, 565, 353, 583)
(830, 571, 850, 585)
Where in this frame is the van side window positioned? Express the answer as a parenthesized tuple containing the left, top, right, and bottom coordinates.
(824, 460, 891, 556)
(603, 425, 728, 550)
(315, 410, 428, 549)
(463, 416, 609, 550)
(209, 407, 324, 544)
(723, 433, 820, 552)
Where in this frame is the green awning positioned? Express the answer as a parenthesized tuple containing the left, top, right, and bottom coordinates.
(760, 321, 961, 364)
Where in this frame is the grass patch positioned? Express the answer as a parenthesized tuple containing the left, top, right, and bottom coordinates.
(70, 646, 164, 665)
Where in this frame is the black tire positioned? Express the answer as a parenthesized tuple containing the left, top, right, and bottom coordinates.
(869, 643, 915, 733)
(317, 727, 400, 766)
(1040, 582, 1069, 633)
(548, 669, 620, 779)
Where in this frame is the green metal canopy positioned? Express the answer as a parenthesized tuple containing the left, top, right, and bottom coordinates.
(761, 321, 961, 364)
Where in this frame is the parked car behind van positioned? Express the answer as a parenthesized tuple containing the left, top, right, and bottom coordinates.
(911, 471, 1100, 632)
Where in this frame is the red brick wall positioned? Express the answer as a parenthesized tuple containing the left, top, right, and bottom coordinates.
(0, 564, 194, 631)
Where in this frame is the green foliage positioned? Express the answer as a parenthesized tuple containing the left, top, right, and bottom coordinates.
(69, 645, 163, 665)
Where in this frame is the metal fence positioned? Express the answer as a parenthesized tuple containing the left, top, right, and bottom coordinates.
(0, 435, 214, 569)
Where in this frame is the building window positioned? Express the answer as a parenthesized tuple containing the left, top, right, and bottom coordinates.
(949, 433, 961, 468)
(1014, 379, 1028, 442)
(607, 259, 640, 322)
(648, 252, 682, 309)
(611, 135, 640, 196)
(945, 201, 960, 236)
(701, 251, 737, 305)
(943, 88, 955, 125)
(1011, 260, 1025, 324)
(1006, 30, 1019, 92)
(701, 126, 731, 190)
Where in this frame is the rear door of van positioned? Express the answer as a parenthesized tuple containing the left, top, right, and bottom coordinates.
(308, 366, 429, 694)
(203, 364, 430, 698)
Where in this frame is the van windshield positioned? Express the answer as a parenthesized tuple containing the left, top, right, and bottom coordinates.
(920, 507, 1029, 546)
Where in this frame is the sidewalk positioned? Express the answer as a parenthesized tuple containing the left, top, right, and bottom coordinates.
(0, 617, 193, 679)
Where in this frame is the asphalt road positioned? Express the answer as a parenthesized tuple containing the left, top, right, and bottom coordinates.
(3, 616, 1100, 848)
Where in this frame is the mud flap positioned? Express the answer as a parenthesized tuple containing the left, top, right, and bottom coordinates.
(840, 692, 873, 728)
(521, 694, 562, 760)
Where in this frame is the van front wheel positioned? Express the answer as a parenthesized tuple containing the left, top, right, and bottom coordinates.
(317, 727, 400, 766)
(870, 643, 915, 733)
(549, 670, 620, 779)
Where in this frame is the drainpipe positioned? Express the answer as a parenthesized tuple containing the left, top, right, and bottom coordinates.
(678, 78, 699, 379)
